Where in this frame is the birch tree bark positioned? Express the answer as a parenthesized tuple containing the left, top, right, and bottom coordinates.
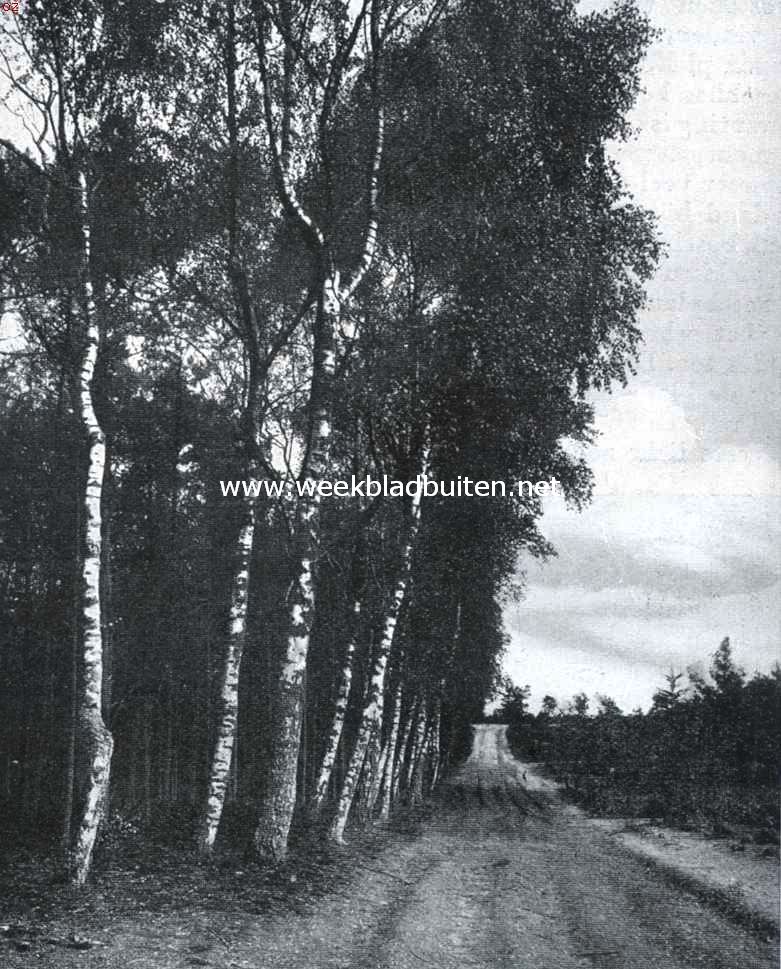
(378, 682, 403, 820)
(404, 702, 427, 795)
(328, 477, 425, 844)
(68, 169, 113, 887)
(390, 697, 416, 808)
(408, 712, 430, 805)
(428, 697, 442, 791)
(249, 0, 394, 860)
(365, 724, 392, 817)
(197, 512, 255, 853)
(310, 597, 361, 814)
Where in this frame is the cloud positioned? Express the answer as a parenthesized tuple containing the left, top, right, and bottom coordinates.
(507, 386, 781, 710)
(546, 385, 781, 592)
(539, 493, 780, 594)
(509, 584, 696, 620)
(564, 386, 781, 498)
(506, 583, 780, 713)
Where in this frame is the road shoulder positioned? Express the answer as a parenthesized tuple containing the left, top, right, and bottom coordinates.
(598, 818, 779, 934)
(520, 759, 779, 937)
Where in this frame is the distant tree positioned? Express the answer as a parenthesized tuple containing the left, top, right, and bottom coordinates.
(688, 637, 745, 700)
(572, 692, 590, 717)
(540, 695, 558, 718)
(498, 680, 532, 723)
(596, 694, 622, 717)
(651, 668, 687, 711)
(709, 637, 745, 694)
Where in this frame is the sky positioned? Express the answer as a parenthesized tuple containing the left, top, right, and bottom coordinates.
(505, 0, 781, 712)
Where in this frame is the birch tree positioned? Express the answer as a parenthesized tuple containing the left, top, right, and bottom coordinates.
(0, 0, 190, 881)
(378, 681, 403, 819)
(249, 0, 447, 862)
(329, 458, 426, 842)
(0, 0, 663, 863)
(310, 564, 363, 814)
(0, 5, 117, 885)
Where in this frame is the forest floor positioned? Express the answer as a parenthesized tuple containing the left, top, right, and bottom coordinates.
(1, 724, 778, 969)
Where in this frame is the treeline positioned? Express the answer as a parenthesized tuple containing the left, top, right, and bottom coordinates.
(504, 638, 780, 839)
(0, 0, 659, 883)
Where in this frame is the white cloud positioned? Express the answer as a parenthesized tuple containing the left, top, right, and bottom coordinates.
(506, 386, 781, 711)
(507, 583, 780, 713)
(509, 584, 694, 620)
(594, 386, 699, 463)
(506, 0, 781, 712)
(562, 385, 781, 498)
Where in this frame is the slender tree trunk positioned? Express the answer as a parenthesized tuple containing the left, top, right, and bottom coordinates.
(355, 728, 383, 822)
(365, 676, 403, 818)
(68, 170, 113, 887)
(310, 598, 360, 813)
(196, 0, 262, 854)
(402, 708, 419, 792)
(379, 682, 403, 821)
(365, 733, 390, 818)
(392, 700, 417, 804)
(328, 481, 424, 844)
(99, 454, 114, 822)
(197, 512, 255, 853)
(408, 713, 431, 805)
(404, 703, 427, 793)
(62, 468, 80, 855)
(429, 699, 442, 792)
(253, 284, 337, 862)
(100, 444, 113, 727)
(252, 511, 315, 863)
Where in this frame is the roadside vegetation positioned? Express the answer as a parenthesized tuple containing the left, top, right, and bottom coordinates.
(502, 638, 780, 842)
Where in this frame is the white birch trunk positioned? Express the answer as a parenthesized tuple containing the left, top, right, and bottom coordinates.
(328, 484, 424, 844)
(429, 699, 442, 792)
(400, 700, 425, 791)
(68, 169, 113, 887)
(253, 281, 338, 862)
(378, 682, 403, 821)
(310, 598, 360, 813)
(197, 513, 255, 853)
(252, 534, 314, 861)
(355, 728, 383, 823)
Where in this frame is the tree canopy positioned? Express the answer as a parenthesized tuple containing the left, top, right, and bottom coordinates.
(0, 0, 661, 879)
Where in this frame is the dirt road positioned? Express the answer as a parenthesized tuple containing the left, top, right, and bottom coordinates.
(222, 723, 776, 969)
(3, 724, 776, 968)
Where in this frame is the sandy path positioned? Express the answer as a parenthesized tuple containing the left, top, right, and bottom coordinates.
(4, 725, 776, 968)
(227, 724, 776, 968)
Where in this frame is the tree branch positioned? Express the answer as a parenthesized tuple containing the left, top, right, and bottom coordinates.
(251, 0, 325, 252)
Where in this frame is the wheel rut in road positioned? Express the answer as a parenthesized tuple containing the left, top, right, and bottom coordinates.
(326, 724, 777, 969)
(89, 724, 777, 969)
